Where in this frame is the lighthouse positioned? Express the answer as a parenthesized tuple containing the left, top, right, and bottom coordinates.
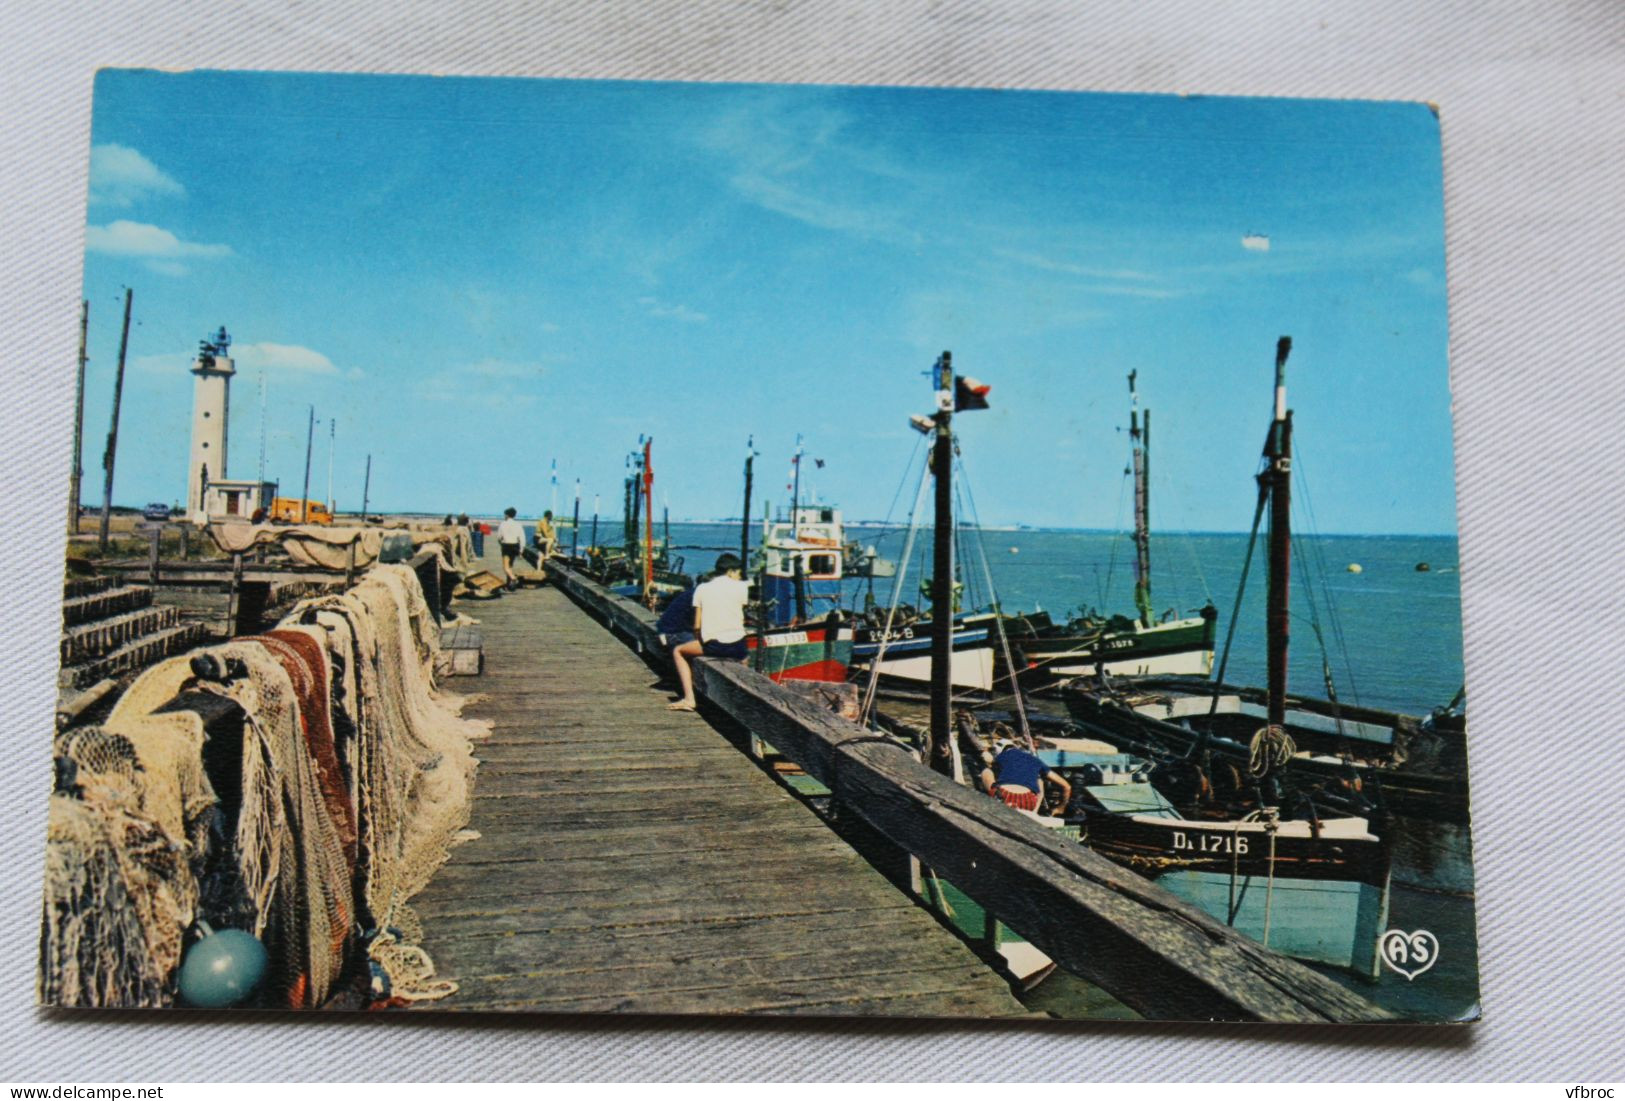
(185, 327, 235, 523)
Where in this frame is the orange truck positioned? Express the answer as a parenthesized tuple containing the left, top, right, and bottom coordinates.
(267, 497, 334, 525)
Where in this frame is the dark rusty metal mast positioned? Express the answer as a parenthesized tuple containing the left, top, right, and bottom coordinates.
(1265, 336, 1293, 728)
(740, 437, 754, 569)
(1129, 370, 1153, 628)
(929, 350, 955, 776)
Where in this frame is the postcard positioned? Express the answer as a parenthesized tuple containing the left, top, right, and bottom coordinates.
(42, 69, 1475, 1022)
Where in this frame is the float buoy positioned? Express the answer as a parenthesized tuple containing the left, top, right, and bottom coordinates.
(1415, 562, 1431, 572)
(1346, 563, 1363, 574)
(178, 922, 267, 1008)
(1009, 546, 1019, 554)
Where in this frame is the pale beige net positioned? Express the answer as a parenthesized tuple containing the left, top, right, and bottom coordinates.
(207, 522, 475, 574)
(39, 561, 487, 1008)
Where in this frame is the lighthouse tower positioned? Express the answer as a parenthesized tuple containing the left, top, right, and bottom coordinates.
(186, 327, 235, 523)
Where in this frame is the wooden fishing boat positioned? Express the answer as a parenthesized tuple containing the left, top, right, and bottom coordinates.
(748, 506, 855, 683)
(727, 437, 856, 684)
(1055, 751, 1391, 977)
(1046, 342, 1470, 826)
(1054, 677, 1469, 825)
(1014, 372, 1218, 685)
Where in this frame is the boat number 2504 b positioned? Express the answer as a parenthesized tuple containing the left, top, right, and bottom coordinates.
(1171, 831, 1248, 855)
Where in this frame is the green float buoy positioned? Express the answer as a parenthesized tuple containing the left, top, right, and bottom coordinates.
(177, 922, 267, 1008)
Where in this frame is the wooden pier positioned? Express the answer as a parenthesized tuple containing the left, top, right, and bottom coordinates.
(407, 583, 1030, 1017)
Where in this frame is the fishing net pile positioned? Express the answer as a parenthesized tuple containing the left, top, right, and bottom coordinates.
(206, 522, 475, 574)
(39, 564, 488, 1009)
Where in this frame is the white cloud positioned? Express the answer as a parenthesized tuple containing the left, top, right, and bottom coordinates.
(638, 296, 708, 324)
(414, 359, 545, 406)
(1242, 234, 1271, 252)
(994, 248, 1156, 283)
(88, 144, 184, 207)
(84, 219, 231, 275)
(133, 342, 346, 378)
(234, 342, 339, 375)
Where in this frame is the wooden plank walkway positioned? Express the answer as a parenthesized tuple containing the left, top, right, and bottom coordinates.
(409, 583, 1028, 1017)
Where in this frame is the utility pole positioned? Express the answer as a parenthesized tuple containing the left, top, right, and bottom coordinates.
(69, 299, 88, 534)
(929, 350, 955, 777)
(326, 416, 335, 514)
(97, 289, 132, 552)
(360, 453, 372, 522)
(300, 404, 314, 523)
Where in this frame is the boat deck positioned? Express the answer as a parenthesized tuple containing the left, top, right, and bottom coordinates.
(407, 582, 1028, 1017)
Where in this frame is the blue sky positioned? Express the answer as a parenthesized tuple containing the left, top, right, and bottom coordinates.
(77, 70, 1453, 532)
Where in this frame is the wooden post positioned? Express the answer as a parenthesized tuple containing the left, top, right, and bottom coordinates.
(180, 524, 190, 560)
(227, 551, 245, 636)
(147, 525, 161, 586)
(69, 299, 88, 534)
(929, 350, 954, 776)
(345, 538, 357, 587)
(97, 288, 132, 553)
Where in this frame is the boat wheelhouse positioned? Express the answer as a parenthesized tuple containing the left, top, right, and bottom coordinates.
(748, 504, 855, 683)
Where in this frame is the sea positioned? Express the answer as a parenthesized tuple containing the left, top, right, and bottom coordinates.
(616, 520, 1479, 1020)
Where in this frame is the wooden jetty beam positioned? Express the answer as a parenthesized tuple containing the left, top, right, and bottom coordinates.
(547, 562, 1393, 1023)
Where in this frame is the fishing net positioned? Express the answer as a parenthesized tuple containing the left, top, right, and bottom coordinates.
(39, 561, 486, 1009)
(207, 523, 476, 574)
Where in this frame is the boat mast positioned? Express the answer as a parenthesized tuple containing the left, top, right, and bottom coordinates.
(627, 447, 640, 559)
(1129, 370, 1153, 628)
(1265, 337, 1294, 729)
(642, 438, 655, 605)
(571, 479, 582, 558)
(929, 351, 955, 777)
(740, 436, 755, 569)
(790, 433, 803, 538)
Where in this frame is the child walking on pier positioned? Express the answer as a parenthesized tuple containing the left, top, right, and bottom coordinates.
(496, 507, 525, 590)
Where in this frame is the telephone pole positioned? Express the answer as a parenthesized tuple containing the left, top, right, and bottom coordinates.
(69, 300, 88, 534)
(97, 289, 132, 552)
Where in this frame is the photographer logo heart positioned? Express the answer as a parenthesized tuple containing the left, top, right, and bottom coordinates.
(1379, 928, 1440, 980)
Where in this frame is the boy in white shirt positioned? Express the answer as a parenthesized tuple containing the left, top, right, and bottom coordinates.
(495, 506, 525, 590)
(669, 553, 749, 712)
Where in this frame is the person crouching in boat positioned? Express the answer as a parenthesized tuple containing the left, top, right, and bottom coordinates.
(979, 737, 1071, 816)
(668, 553, 749, 712)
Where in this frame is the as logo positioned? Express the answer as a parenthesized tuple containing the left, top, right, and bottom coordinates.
(1379, 928, 1441, 980)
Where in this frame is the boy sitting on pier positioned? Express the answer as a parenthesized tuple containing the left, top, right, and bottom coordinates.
(668, 553, 749, 712)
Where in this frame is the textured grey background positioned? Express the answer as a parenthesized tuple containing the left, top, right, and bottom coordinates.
(2, 0, 1621, 1082)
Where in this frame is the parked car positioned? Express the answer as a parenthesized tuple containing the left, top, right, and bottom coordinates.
(142, 503, 172, 522)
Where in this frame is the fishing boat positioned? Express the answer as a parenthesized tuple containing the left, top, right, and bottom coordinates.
(875, 346, 1394, 982)
(1014, 371, 1218, 685)
(747, 503, 855, 683)
(1033, 340, 1392, 977)
(851, 607, 1035, 692)
(1048, 344, 1470, 826)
